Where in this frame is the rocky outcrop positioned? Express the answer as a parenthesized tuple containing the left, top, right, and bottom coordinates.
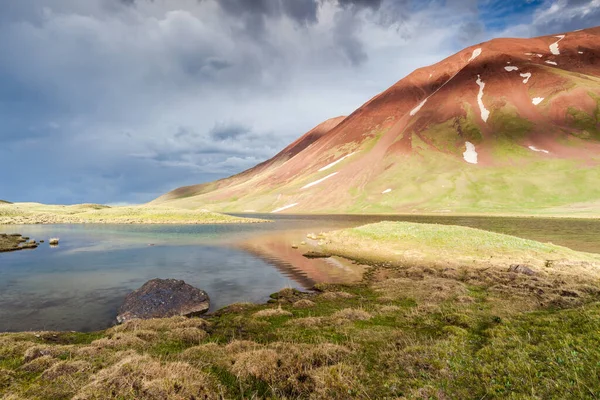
(116, 279, 210, 324)
(0, 233, 39, 252)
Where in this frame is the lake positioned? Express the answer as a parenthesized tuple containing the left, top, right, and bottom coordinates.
(1, 214, 599, 332)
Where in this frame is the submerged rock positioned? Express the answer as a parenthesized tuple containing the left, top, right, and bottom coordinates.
(116, 279, 210, 324)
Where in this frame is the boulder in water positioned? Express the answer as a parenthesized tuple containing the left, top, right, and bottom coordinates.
(116, 279, 210, 324)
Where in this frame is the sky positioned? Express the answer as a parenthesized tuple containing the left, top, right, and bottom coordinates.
(0, 0, 599, 205)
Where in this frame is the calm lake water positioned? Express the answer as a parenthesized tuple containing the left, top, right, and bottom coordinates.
(1, 214, 599, 332)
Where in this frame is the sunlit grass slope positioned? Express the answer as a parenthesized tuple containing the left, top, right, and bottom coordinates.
(319, 221, 600, 267)
(0, 203, 265, 224)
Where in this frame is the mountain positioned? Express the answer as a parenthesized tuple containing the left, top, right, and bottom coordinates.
(154, 27, 600, 216)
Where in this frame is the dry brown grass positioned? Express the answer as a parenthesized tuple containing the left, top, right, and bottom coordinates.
(252, 307, 293, 318)
(41, 360, 93, 381)
(230, 349, 280, 382)
(318, 291, 356, 300)
(377, 305, 402, 314)
(309, 363, 365, 399)
(23, 345, 74, 363)
(181, 343, 230, 369)
(287, 317, 325, 328)
(331, 308, 372, 322)
(0, 369, 14, 390)
(373, 276, 467, 303)
(166, 328, 208, 344)
(73, 354, 222, 400)
(109, 316, 210, 333)
(19, 356, 57, 374)
(224, 340, 262, 354)
(230, 342, 351, 397)
(90, 333, 147, 350)
(293, 299, 316, 308)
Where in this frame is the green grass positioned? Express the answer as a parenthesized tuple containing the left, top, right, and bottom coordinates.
(0, 203, 267, 224)
(318, 221, 600, 270)
(568, 106, 600, 140)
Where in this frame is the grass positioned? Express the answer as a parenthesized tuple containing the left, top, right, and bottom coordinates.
(2, 222, 600, 398)
(568, 106, 600, 140)
(0, 203, 267, 225)
(318, 221, 600, 268)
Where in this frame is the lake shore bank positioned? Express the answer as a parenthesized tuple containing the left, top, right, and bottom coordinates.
(2, 222, 600, 398)
(0, 203, 268, 225)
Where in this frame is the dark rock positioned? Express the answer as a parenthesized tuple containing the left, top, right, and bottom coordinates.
(508, 264, 537, 276)
(302, 251, 332, 259)
(116, 279, 210, 324)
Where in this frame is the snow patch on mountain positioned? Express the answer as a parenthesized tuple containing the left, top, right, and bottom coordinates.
(301, 172, 338, 189)
(272, 203, 298, 213)
(532, 97, 544, 105)
(318, 153, 356, 172)
(529, 146, 550, 154)
(545, 60, 558, 66)
(504, 66, 518, 72)
(476, 75, 490, 123)
(468, 48, 482, 62)
(382, 189, 392, 194)
(463, 142, 478, 164)
(410, 99, 428, 116)
(550, 35, 565, 55)
(520, 72, 531, 84)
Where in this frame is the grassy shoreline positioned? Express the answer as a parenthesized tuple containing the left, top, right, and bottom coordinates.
(234, 210, 600, 220)
(0, 203, 267, 225)
(2, 222, 600, 398)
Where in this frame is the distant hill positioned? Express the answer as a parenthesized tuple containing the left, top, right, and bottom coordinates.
(0, 200, 12, 204)
(155, 26, 600, 216)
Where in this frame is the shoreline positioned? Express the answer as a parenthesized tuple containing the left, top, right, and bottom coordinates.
(231, 210, 600, 220)
(0, 203, 269, 225)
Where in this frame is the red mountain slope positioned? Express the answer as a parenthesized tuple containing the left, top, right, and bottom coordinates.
(155, 27, 600, 216)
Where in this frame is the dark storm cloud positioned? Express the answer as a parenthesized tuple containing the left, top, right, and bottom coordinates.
(217, 0, 318, 34)
(333, 10, 368, 66)
(209, 123, 251, 141)
(338, 0, 383, 9)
